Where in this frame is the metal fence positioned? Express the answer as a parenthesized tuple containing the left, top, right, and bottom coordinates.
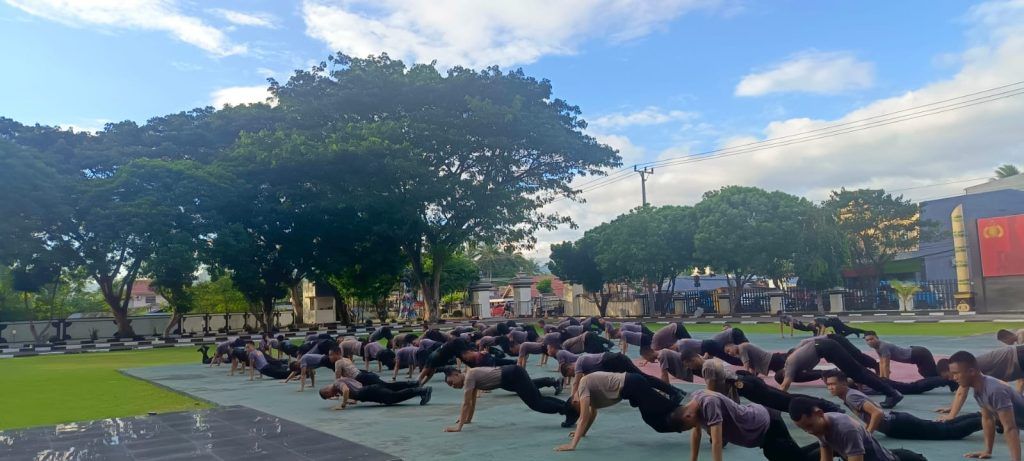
(841, 279, 957, 311)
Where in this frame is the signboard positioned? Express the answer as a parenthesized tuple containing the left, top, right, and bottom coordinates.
(977, 214, 1024, 277)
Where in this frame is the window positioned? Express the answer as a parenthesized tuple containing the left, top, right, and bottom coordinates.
(146, 295, 157, 304)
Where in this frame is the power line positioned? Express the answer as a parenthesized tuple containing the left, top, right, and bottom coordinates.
(889, 177, 989, 192)
(555, 82, 1024, 203)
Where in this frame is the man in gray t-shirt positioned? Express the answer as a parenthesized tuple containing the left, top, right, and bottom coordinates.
(948, 351, 1024, 461)
(725, 342, 783, 377)
(789, 397, 918, 461)
(676, 390, 816, 461)
(865, 331, 939, 379)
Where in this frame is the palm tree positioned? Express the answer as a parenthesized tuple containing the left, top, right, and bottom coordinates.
(995, 164, 1021, 179)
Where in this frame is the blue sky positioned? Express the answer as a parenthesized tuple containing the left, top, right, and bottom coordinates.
(2, 0, 1022, 256)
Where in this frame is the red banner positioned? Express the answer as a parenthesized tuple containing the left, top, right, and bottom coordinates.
(978, 214, 1024, 277)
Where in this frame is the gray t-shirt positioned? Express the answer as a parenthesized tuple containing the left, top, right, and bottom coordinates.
(464, 367, 503, 391)
(973, 375, 1024, 417)
(543, 332, 563, 347)
(876, 341, 912, 363)
(710, 329, 734, 347)
(363, 342, 384, 360)
(675, 339, 703, 355)
(556, 350, 579, 366)
(621, 330, 644, 347)
(517, 341, 545, 358)
(578, 371, 625, 409)
(842, 389, 892, 426)
(784, 342, 820, 380)
(977, 347, 1023, 382)
(738, 343, 773, 375)
(334, 357, 360, 378)
(340, 340, 361, 357)
(300, 353, 325, 370)
(692, 390, 769, 448)
(396, 346, 417, 368)
(249, 350, 268, 370)
(818, 413, 896, 461)
(334, 377, 363, 393)
(620, 322, 642, 333)
(508, 330, 528, 344)
(478, 336, 497, 348)
(574, 353, 605, 374)
(652, 324, 678, 351)
(658, 349, 692, 381)
(563, 334, 586, 354)
(564, 325, 585, 336)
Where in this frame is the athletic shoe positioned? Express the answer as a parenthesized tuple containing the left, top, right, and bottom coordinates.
(553, 379, 564, 396)
(880, 392, 903, 409)
(420, 387, 433, 405)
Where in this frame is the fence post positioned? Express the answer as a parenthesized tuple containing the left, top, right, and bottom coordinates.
(828, 289, 846, 313)
(717, 293, 732, 315)
(768, 291, 784, 315)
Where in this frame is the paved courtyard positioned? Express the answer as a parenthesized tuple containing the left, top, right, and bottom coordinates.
(112, 332, 1015, 461)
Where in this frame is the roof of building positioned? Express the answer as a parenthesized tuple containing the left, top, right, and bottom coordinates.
(131, 279, 156, 296)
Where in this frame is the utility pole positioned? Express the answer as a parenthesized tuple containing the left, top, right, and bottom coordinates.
(634, 165, 654, 207)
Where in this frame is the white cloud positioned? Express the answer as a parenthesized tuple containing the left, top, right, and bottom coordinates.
(589, 107, 697, 130)
(300, 0, 722, 69)
(209, 8, 277, 28)
(735, 51, 875, 96)
(5, 0, 246, 57)
(210, 85, 274, 107)
(530, 0, 1024, 261)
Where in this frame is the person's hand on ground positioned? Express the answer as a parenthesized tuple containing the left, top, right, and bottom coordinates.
(935, 407, 951, 413)
(444, 426, 462, 432)
(554, 444, 575, 451)
(964, 451, 992, 459)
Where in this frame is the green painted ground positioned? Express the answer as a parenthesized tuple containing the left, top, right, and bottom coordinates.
(0, 347, 209, 430)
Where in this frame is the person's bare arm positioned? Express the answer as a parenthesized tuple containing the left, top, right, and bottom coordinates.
(998, 408, 1020, 461)
(661, 369, 671, 384)
(780, 376, 793, 392)
(392, 362, 399, 381)
(555, 398, 592, 451)
(965, 407, 995, 459)
(570, 374, 582, 402)
(332, 385, 349, 410)
(937, 386, 969, 420)
(879, 357, 891, 379)
(709, 424, 724, 461)
(820, 445, 833, 461)
(298, 368, 307, 391)
(249, 361, 256, 381)
(689, 427, 701, 461)
(861, 400, 885, 433)
(847, 456, 864, 461)
(620, 339, 628, 354)
(445, 388, 477, 432)
(1017, 379, 1024, 395)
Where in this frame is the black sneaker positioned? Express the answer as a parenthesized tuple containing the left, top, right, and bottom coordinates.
(880, 392, 903, 409)
(553, 379, 564, 396)
(420, 387, 433, 405)
(561, 413, 577, 428)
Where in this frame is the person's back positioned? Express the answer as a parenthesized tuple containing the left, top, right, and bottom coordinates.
(818, 412, 897, 461)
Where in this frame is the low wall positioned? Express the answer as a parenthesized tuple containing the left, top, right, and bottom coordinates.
(0, 311, 296, 342)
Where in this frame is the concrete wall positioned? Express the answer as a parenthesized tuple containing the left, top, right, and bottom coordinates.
(0, 311, 298, 342)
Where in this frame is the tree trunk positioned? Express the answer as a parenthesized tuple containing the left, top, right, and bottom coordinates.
(111, 307, 134, 338)
(164, 311, 182, 336)
(424, 261, 444, 321)
(289, 282, 304, 326)
(334, 295, 351, 325)
(729, 273, 744, 312)
(261, 296, 275, 334)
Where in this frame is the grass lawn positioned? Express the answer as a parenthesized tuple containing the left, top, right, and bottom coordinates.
(0, 347, 210, 430)
(656, 321, 1024, 336)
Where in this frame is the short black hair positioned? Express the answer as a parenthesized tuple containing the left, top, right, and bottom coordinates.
(245, 341, 256, 347)
(997, 329, 1016, 342)
(863, 331, 878, 338)
(822, 369, 847, 382)
(788, 396, 822, 421)
(948, 351, 978, 369)
(440, 366, 461, 378)
(328, 344, 342, 355)
(936, 358, 950, 374)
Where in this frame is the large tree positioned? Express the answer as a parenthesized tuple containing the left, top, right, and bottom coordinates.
(268, 54, 620, 320)
(694, 186, 812, 311)
(548, 236, 612, 316)
(824, 188, 932, 298)
(995, 163, 1021, 179)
